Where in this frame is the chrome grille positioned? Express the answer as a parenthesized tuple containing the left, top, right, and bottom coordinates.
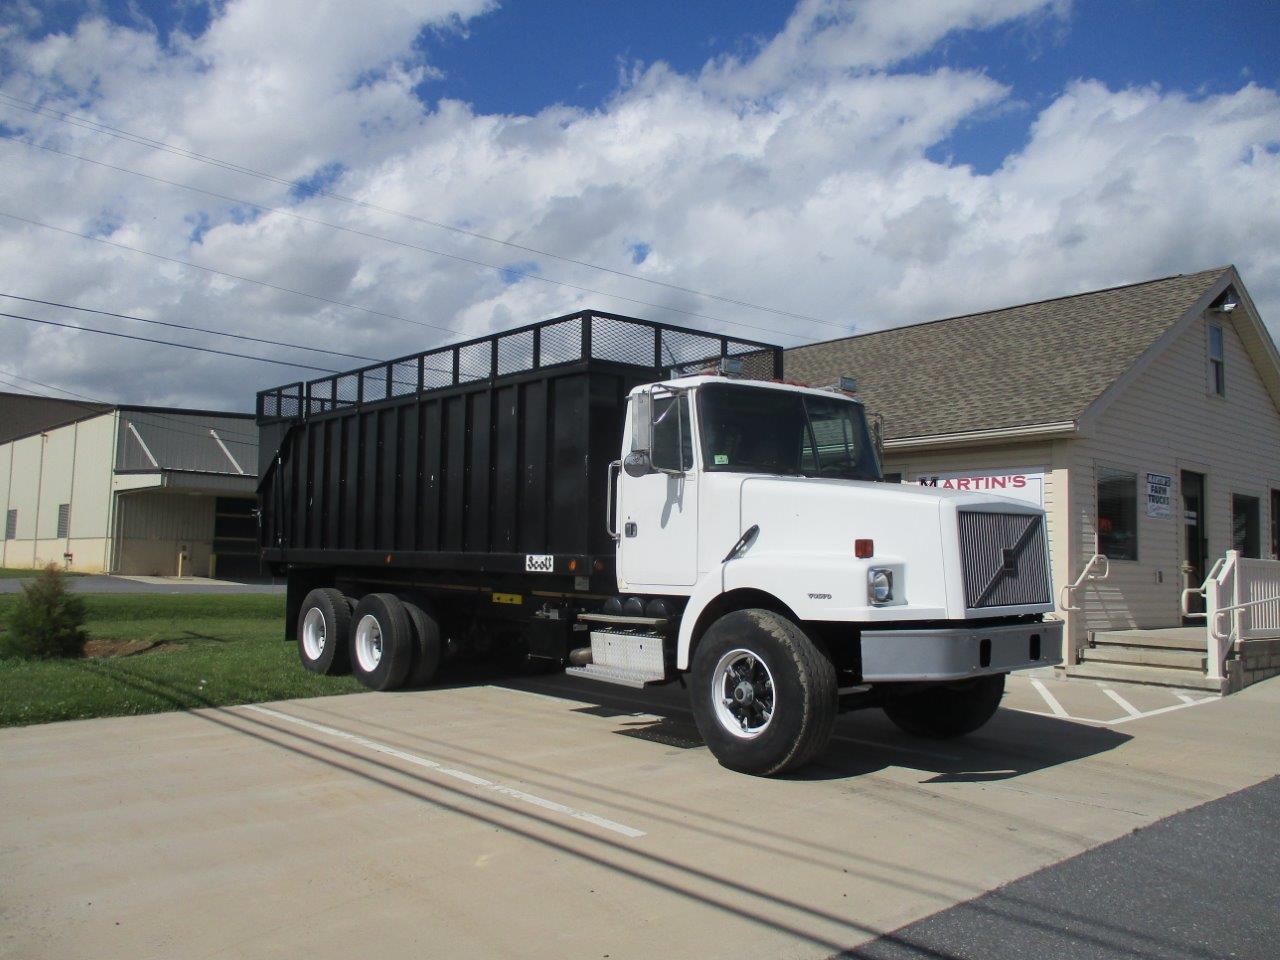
(958, 511, 1051, 609)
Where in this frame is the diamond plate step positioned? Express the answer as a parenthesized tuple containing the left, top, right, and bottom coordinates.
(563, 664, 665, 689)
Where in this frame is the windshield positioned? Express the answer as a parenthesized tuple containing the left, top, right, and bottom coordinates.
(697, 383, 881, 481)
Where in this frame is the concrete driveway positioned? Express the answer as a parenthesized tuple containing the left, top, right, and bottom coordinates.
(2, 671, 1277, 960)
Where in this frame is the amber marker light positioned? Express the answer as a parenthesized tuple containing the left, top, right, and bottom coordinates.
(855, 539, 874, 559)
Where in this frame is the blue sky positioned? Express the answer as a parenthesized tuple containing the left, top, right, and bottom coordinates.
(2, 0, 1278, 408)
(23, 1, 1280, 179)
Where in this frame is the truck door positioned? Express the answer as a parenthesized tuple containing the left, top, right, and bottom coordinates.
(619, 391, 699, 587)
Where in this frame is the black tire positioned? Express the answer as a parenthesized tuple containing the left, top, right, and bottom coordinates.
(883, 673, 1007, 739)
(297, 588, 352, 675)
(689, 609, 838, 776)
(402, 599, 443, 688)
(349, 593, 414, 691)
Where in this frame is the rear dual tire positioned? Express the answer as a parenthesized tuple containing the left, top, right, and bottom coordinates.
(297, 588, 352, 676)
(350, 593, 415, 691)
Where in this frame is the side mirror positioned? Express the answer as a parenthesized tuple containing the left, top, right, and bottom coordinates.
(623, 451, 651, 478)
(870, 411, 886, 470)
(632, 391, 652, 454)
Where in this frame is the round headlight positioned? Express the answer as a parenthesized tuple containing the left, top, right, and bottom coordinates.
(868, 569, 893, 604)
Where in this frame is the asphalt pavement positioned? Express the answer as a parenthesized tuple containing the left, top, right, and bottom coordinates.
(846, 775, 1280, 959)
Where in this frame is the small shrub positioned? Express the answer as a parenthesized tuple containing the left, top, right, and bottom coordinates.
(1, 565, 87, 659)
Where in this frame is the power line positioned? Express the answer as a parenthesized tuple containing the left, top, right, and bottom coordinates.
(0, 138, 816, 342)
(0, 309, 339, 373)
(0, 365, 260, 442)
(0, 292, 382, 363)
(0, 210, 461, 335)
(0, 91, 844, 329)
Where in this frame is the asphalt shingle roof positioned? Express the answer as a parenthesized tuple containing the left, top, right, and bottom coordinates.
(784, 268, 1229, 441)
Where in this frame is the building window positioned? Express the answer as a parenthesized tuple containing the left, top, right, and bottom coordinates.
(1272, 490, 1280, 560)
(1208, 323, 1226, 396)
(1097, 468, 1138, 561)
(4, 509, 15, 541)
(1232, 494, 1260, 558)
(57, 503, 71, 539)
(882, 472, 903, 483)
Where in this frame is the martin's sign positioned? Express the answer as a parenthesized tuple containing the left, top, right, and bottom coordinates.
(914, 468, 1046, 508)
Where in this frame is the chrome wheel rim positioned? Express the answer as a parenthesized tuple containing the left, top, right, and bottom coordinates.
(711, 648, 775, 739)
(354, 614, 383, 672)
(301, 607, 326, 661)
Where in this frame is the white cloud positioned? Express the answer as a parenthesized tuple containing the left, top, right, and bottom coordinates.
(0, 0, 1277, 413)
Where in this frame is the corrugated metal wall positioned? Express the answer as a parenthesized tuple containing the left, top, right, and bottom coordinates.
(116, 411, 257, 474)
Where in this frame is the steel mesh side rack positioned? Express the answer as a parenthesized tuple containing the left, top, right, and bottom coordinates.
(256, 309, 783, 423)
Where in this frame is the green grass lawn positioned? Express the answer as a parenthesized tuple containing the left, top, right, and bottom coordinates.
(0, 593, 364, 727)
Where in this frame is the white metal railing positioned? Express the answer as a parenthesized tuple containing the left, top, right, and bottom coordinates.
(1186, 551, 1280, 682)
(1060, 553, 1109, 612)
(1180, 556, 1225, 620)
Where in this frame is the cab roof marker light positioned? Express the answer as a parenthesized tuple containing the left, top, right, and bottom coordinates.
(819, 376, 859, 396)
(855, 538, 874, 559)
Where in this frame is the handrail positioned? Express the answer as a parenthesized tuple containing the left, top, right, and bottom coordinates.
(1211, 594, 1280, 643)
(1059, 553, 1109, 612)
(605, 460, 622, 541)
(1180, 556, 1226, 619)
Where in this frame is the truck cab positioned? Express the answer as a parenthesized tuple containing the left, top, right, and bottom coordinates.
(576, 372, 1061, 772)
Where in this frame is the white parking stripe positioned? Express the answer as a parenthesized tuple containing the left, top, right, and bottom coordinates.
(1101, 687, 1144, 719)
(1029, 678, 1070, 718)
(1106, 697, 1218, 725)
(1176, 693, 1197, 704)
(242, 705, 647, 840)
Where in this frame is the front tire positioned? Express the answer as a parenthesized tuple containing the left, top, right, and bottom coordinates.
(297, 588, 351, 675)
(883, 673, 1006, 739)
(350, 593, 414, 691)
(690, 609, 837, 776)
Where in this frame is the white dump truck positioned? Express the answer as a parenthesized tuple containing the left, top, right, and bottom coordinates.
(257, 310, 1060, 775)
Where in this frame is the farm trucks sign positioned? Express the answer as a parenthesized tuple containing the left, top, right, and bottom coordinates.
(913, 468, 1046, 508)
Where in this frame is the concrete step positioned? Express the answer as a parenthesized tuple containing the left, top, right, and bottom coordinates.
(1091, 628, 1205, 652)
(1082, 645, 1207, 670)
(1064, 661, 1224, 693)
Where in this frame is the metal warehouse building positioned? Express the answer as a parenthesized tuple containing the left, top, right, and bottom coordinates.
(0, 393, 259, 577)
(787, 265, 1280, 692)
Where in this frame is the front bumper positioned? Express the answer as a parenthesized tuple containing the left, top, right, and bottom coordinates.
(860, 620, 1063, 682)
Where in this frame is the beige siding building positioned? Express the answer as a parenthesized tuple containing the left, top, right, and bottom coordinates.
(787, 266, 1280, 683)
(0, 395, 259, 576)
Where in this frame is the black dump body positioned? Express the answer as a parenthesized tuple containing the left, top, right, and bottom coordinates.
(256, 310, 781, 593)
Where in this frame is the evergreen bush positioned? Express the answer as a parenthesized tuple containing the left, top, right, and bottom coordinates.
(1, 565, 88, 659)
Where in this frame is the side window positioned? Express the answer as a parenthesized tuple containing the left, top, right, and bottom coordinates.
(1271, 489, 1280, 560)
(1208, 323, 1226, 396)
(1097, 468, 1138, 561)
(651, 394, 693, 472)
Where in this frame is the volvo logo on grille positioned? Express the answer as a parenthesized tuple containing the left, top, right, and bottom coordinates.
(1001, 547, 1018, 574)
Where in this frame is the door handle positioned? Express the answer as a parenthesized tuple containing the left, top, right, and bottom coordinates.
(625, 522, 638, 538)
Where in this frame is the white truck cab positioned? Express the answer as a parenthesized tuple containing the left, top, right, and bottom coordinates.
(580, 373, 1061, 774)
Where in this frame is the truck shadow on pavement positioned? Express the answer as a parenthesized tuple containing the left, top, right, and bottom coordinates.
(468, 665, 1133, 785)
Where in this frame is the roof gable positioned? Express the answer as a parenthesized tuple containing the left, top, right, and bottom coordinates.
(785, 268, 1231, 442)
